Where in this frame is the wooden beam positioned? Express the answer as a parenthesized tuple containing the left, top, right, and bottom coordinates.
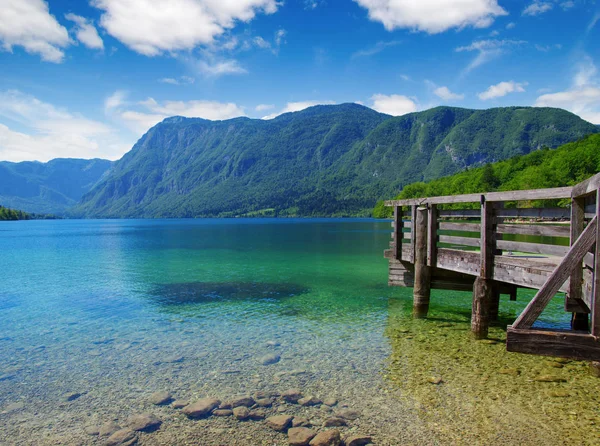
(413, 207, 431, 319)
(438, 222, 480, 232)
(438, 235, 480, 247)
(497, 224, 570, 238)
(507, 327, 600, 361)
(481, 198, 496, 279)
(593, 190, 600, 337)
(568, 197, 585, 310)
(472, 277, 492, 339)
(427, 204, 438, 267)
(393, 205, 401, 261)
(571, 172, 600, 198)
(410, 205, 417, 264)
(512, 216, 598, 330)
(496, 240, 568, 257)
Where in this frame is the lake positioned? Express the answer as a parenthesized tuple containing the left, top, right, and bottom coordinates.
(1, 219, 599, 445)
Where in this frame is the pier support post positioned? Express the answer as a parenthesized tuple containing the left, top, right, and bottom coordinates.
(413, 206, 431, 318)
(472, 277, 493, 339)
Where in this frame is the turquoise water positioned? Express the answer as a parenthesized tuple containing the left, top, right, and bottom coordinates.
(0, 219, 588, 445)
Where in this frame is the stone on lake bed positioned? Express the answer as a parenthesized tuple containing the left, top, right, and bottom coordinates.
(334, 409, 360, 420)
(323, 417, 347, 427)
(298, 396, 322, 407)
(534, 375, 567, 383)
(266, 415, 293, 432)
(213, 409, 233, 417)
(83, 425, 100, 436)
(149, 391, 173, 405)
(281, 389, 303, 403)
(228, 396, 255, 408)
(106, 428, 137, 446)
(309, 429, 341, 446)
(233, 406, 251, 420)
(266, 340, 281, 347)
(171, 400, 189, 409)
(63, 392, 82, 402)
(344, 434, 372, 446)
(249, 409, 266, 420)
(127, 413, 161, 432)
(292, 417, 310, 427)
(255, 398, 272, 407)
(260, 354, 281, 365)
(288, 427, 317, 446)
(549, 390, 570, 398)
(428, 377, 443, 385)
(323, 398, 337, 407)
(182, 398, 220, 418)
(99, 422, 121, 437)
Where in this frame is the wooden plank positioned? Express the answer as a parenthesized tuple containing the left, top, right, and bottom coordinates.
(427, 204, 438, 267)
(569, 197, 585, 310)
(496, 208, 571, 219)
(497, 224, 570, 238)
(496, 240, 569, 257)
(385, 186, 572, 207)
(512, 216, 598, 330)
(413, 207, 431, 318)
(436, 248, 481, 276)
(481, 199, 495, 279)
(411, 205, 417, 264)
(593, 191, 600, 337)
(438, 235, 480, 247)
(506, 327, 600, 361)
(572, 172, 600, 198)
(438, 222, 480, 232)
(438, 209, 480, 218)
(393, 206, 401, 260)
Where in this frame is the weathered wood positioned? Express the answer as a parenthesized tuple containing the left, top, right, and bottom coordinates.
(438, 235, 480, 247)
(438, 209, 480, 218)
(496, 240, 569, 257)
(496, 208, 571, 219)
(593, 190, 600, 337)
(568, 197, 585, 311)
(512, 216, 598, 330)
(472, 277, 492, 339)
(393, 206, 401, 260)
(385, 186, 572, 207)
(427, 204, 438, 267)
(481, 199, 496, 279)
(413, 207, 431, 319)
(411, 205, 417, 264)
(571, 172, 600, 198)
(507, 327, 600, 360)
(438, 222, 480, 232)
(497, 223, 570, 238)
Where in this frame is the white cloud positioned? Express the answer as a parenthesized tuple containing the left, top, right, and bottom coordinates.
(535, 56, 600, 124)
(65, 13, 104, 50)
(194, 58, 248, 77)
(353, 0, 507, 34)
(91, 0, 279, 56)
(275, 29, 286, 47)
(456, 39, 527, 73)
(111, 97, 246, 133)
(588, 12, 600, 33)
(523, 2, 553, 16)
(104, 90, 128, 113)
(433, 86, 465, 101)
(560, 1, 575, 10)
(0, 0, 69, 63)
(506, 22, 516, 29)
(351, 40, 401, 59)
(369, 94, 417, 116)
(262, 101, 335, 119)
(400, 74, 411, 81)
(0, 90, 128, 162)
(478, 81, 527, 100)
(255, 104, 275, 111)
(304, 0, 324, 9)
(158, 76, 195, 85)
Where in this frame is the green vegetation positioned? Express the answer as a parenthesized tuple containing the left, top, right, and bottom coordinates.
(0, 205, 31, 220)
(374, 134, 600, 218)
(71, 104, 598, 219)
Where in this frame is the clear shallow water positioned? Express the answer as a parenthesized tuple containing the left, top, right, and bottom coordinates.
(0, 219, 597, 445)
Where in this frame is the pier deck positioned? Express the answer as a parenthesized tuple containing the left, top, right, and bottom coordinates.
(384, 172, 600, 361)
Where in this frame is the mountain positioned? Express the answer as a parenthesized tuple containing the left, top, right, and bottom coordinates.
(72, 104, 599, 218)
(0, 158, 113, 215)
(373, 133, 600, 218)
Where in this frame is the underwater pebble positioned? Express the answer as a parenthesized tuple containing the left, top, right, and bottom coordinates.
(281, 389, 303, 403)
(260, 354, 281, 365)
(266, 415, 293, 432)
(149, 391, 172, 405)
(182, 398, 220, 418)
(106, 428, 137, 446)
(288, 427, 317, 446)
(344, 434, 372, 446)
(127, 413, 161, 432)
(309, 429, 341, 446)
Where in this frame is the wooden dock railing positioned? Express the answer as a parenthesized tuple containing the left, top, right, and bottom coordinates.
(384, 172, 600, 360)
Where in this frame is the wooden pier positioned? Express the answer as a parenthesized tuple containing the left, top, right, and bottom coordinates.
(384, 172, 600, 361)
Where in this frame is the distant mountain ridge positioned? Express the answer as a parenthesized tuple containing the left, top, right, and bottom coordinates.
(0, 158, 113, 214)
(71, 104, 599, 218)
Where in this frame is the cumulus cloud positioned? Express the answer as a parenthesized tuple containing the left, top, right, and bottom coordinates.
(65, 13, 104, 50)
(194, 58, 248, 77)
(456, 39, 527, 73)
(0, 90, 128, 162)
(255, 104, 275, 112)
(104, 90, 128, 113)
(478, 81, 527, 100)
(0, 0, 70, 63)
(535, 56, 600, 124)
(369, 94, 417, 116)
(353, 0, 507, 34)
(433, 86, 465, 101)
(91, 0, 279, 56)
(523, 2, 553, 16)
(262, 101, 335, 119)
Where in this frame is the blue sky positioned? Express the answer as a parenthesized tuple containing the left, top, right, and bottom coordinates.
(0, 0, 599, 162)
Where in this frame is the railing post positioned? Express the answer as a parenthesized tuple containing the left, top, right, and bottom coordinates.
(393, 206, 402, 261)
(593, 189, 600, 337)
(472, 196, 496, 339)
(413, 206, 431, 318)
(410, 205, 417, 264)
(568, 196, 589, 329)
(427, 204, 438, 267)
